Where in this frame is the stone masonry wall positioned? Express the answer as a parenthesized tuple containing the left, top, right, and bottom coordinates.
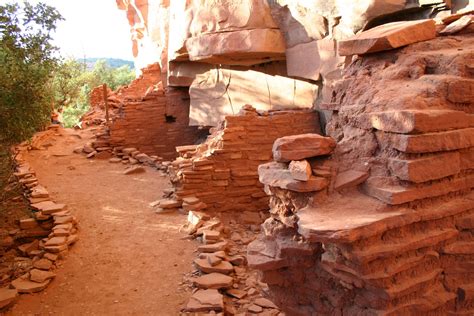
(248, 29, 474, 315)
(109, 86, 207, 160)
(170, 106, 321, 213)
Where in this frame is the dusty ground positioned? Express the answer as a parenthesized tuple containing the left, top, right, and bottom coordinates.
(6, 128, 196, 315)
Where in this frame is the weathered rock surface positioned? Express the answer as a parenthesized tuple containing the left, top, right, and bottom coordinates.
(339, 20, 437, 56)
(189, 68, 317, 126)
(259, 162, 328, 193)
(0, 288, 18, 309)
(172, 107, 321, 213)
(370, 109, 472, 134)
(29, 269, 56, 283)
(185, 289, 224, 312)
(194, 272, 233, 289)
(288, 160, 312, 181)
(272, 134, 336, 162)
(11, 277, 50, 293)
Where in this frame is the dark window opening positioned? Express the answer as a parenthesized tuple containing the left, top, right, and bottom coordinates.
(165, 114, 176, 123)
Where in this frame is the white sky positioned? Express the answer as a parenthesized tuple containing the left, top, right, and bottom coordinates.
(14, 0, 134, 60)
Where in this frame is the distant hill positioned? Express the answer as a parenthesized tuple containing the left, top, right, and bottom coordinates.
(78, 58, 135, 70)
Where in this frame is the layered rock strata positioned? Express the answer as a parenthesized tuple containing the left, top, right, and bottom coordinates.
(248, 30, 474, 315)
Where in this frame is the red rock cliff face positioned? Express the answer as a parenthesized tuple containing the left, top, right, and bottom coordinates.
(248, 32, 474, 316)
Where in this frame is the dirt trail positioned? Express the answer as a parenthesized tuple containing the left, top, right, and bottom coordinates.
(6, 128, 195, 315)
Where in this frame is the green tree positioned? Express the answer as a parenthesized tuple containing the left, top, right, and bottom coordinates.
(55, 58, 135, 128)
(0, 1, 63, 144)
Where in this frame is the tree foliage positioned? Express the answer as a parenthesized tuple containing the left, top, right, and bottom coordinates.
(53, 59, 135, 128)
(0, 2, 62, 144)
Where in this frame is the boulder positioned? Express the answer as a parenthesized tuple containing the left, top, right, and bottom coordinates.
(272, 134, 336, 162)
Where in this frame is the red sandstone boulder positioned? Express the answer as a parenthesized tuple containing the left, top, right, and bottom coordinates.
(272, 134, 336, 162)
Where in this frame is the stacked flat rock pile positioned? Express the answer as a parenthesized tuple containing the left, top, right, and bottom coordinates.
(75, 133, 173, 176)
(180, 208, 282, 315)
(0, 153, 79, 310)
(248, 26, 474, 315)
(169, 106, 321, 214)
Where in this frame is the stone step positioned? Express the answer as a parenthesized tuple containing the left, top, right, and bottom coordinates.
(388, 152, 461, 183)
(347, 228, 458, 263)
(363, 174, 474, 205)
(388, 127, 474, 153)
(370, 109, 472, 134)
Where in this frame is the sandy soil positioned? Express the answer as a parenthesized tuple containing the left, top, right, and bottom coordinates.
(6, 128, 195, 315)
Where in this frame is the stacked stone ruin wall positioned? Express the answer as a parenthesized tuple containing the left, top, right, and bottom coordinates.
(172, 109, 321, 213)
(109, 87, 207, 160)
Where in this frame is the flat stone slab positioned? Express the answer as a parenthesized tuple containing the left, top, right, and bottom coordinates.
(29, 269, 56, 283)
(363, 174, 474, 205)
(194, 258, 233, 274)
(30, 185, 49, 198)
(158, 199, 182, 209)
(123, 166, 146, 175)
(334, 170, 369, 191)
(254, 297, 279, 309)
(440, 15, 474, 35)
(194, 273, 233, 289)
(45, 236, 67, 247)
(186, 28, 285, 66)
(0, 288, 18, 309)
(273, 133, 336, 162)
(388, 152, 460, 183)
(11, 277, 50, 293)
(370, 110, 472, 134)
(30, 201, 66, 215)
(197, 241, 228, 253)
(339, 19, 436, 56)
(298, 191, 474, 243)
(185, 289, 224, 312)
(33, 258, 53, 270)
(226, 289, 247, 299)
(388, 128, 474, 153)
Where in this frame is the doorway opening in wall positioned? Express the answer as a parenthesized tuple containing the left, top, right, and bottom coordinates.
(165, 114, 177, 123)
